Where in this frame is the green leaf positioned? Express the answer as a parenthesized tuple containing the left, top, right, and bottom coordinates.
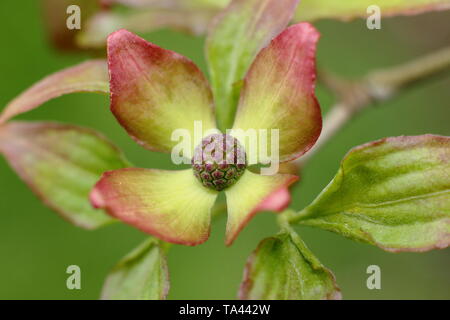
(296, 0, 450, 22)
(291, 135, 450, 252)
(101, 238, 170, 300)
(0, 121, 130, 229)
(239, 231, 341, 300)
(205, 0, 299, 130)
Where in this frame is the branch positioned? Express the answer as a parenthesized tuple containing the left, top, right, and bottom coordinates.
(294, 45, 450, 169)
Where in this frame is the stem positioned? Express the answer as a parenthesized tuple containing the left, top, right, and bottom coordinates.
(277, 209, 295, 231)
(278, 208, 315, 230)
(367, 45, 450, 99)
(286, 208, 310, 225)
(295, 45, 450, 169)
(296, 103, 357, 166)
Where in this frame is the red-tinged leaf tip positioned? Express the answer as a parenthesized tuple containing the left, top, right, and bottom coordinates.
(90, 184, 106, 209)
(254, 187, 291, 213)
(0, 60, 109, 124)
(107, 29, 216, 155)
(90, 168, 218, 246)
(232, 23, 322, 163)
(225, 172, 298, 246)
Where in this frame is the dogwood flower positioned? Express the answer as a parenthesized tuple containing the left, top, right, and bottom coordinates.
(89, 23, 322, 246)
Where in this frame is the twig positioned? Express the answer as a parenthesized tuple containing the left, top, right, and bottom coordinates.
(295, 45, 450, 169)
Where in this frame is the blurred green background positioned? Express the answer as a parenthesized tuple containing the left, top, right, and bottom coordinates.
(0, 1, 449, 299)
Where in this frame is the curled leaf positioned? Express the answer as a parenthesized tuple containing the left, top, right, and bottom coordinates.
(239, 232, 341, 300)
(101, 238, 170, 300)
(0, 121, 129, 229)
(293, 135, 450, 252)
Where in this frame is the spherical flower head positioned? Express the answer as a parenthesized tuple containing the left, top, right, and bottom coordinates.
(192, 133, 247, 191)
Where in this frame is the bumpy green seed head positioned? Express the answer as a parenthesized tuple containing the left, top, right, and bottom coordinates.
(192, 133, 247, 191)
